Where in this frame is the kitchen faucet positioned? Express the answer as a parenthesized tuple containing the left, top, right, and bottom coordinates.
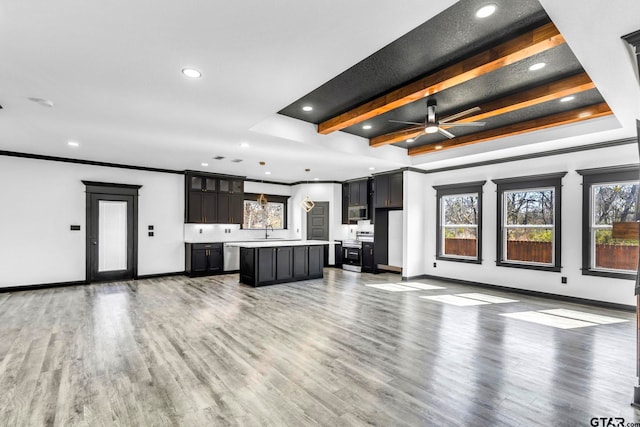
(265, 225, 274, 239)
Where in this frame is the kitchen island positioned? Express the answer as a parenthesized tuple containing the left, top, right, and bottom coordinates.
(226, 240, 330, 287)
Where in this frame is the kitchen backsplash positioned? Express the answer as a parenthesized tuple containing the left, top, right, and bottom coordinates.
(184, 224, 298, 243)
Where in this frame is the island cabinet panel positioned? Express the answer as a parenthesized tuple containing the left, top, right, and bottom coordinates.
(239, 244, 326, 286)
(276, 247, 293, 280)
(293, 246, 308, 278)
(308, 245, 323, 277)
(240, 247, 255, 285)
(257, 248, 277, 283)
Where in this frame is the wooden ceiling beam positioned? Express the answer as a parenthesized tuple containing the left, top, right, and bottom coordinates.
(407, 102, 613, 156)
(369, 72, 596, 147)
(318, 22, 566, 135)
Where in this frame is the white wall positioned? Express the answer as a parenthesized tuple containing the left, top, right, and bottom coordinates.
(403, 143, 639, 306)
(0, 156, 184, 287)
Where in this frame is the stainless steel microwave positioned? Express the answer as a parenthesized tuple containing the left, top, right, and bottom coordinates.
(348, 205, 368, 220)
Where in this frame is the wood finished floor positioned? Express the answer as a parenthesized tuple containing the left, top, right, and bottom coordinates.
(0, 269, 638, 426)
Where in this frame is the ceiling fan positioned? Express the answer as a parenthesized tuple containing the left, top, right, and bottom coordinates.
(389, 99, 486, 140)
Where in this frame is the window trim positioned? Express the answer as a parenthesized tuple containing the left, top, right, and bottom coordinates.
(577, 165, 639, 280)
(434, 181, 485, 264)
(493, 172, 566, 272)
(243, 193, 289, 230)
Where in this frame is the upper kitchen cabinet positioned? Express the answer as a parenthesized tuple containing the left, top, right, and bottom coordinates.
(343, 178, 372, 223)
(374, 171, 403, 208)
(218, 178, 244, 194)
(348, 179, 369, 207)
(185, 172, 245, 224)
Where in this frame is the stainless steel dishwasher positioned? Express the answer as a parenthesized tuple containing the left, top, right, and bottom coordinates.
(223, 243, 240, 272)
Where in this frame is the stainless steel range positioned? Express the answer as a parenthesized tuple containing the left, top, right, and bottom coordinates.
(342, 231, 374, 273)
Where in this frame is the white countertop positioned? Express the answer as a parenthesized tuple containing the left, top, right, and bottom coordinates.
(225, 240, 333, 248)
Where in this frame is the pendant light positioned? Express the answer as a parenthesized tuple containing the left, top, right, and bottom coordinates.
(257, 161, 268, 208)
(301, 168, 315, 212)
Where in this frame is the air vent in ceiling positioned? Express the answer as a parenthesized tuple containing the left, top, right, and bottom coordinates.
(231, 159, 243, 163)
(213, 156, 225, 160)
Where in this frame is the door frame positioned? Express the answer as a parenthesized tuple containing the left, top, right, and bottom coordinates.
(83, 181, 141, 283)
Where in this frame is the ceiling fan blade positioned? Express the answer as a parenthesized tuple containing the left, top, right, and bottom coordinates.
(441, 121, 486, 127)
(440, 106, 481, 123)
(387, 125, 424, 135)
(388, 119, 424, 126)
(437, 128, 455, 139)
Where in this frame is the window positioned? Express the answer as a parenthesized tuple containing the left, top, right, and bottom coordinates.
(578, 165, 639, 280)
(243, 194, 289, 230)
(434, 181, 485, 263)
(493, 173, 566, 271)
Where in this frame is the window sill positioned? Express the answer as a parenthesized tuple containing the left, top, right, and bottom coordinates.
(436, 255, 481, 264)
(496, 261, 560, 272)
(581, 269, 637, 280)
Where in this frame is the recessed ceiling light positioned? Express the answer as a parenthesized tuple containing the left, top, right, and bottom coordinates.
(406, 138, 415, 143)
(369, 167, 375, 170)
(240, 142, 250, 149)
(314, 178, 319, 181)
(362, 124, 372, 130)
(201, 163, 209, 167)
(435, 145, 443, 150)
(560, 96, 575, 103)
(528, 62, 546, 71)
(28, 97, 54, 107)
(476, 4, 496, 18)
(265, 171, 272, 175)
(302, 106, 313, 112)
(578, 111, 592, 118)
(182, 68, 202, 78)
(67, 141, 79, 147)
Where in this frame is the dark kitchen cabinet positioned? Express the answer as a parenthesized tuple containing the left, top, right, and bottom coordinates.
(186, 243, 223, 276)
(374, 172, 403, 208)
(276, 247, 293, 280)
(293, 246, 308, 278)
(217, 193, 244, 224)
(334, 241, 343, 267)
(240, 245, 324, 286)
(308, 245, 323, 276)
(348, 179, 369, 207)
(185, 172, 245, 224)
(218, 178, 244, 194)
(257, 247, 277, 283)
(187, 192, 217, 223)
(362, 242, 375, 273)
(342, 183, 350, 224)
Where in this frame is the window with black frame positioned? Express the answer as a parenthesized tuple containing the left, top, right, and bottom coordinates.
(493, 172, 566, 272)
(577, 165, 639, 280)
(243, 194, 289, 230)
(434, 181, 485, 263)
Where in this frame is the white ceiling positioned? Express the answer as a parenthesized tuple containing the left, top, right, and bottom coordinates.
(1, 0, 638, 183)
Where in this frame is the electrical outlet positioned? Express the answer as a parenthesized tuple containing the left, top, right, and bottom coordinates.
(561, 276, 567, 284)
(433, 262, 437, 268)
(199, 228, 203, 234)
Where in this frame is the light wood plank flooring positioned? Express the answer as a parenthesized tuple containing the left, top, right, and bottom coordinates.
(0, 269, 638, 426)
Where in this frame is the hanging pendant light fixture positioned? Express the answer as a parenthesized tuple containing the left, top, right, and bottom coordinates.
(301, 168, 315, 212)
(257, 161, 268, 208)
